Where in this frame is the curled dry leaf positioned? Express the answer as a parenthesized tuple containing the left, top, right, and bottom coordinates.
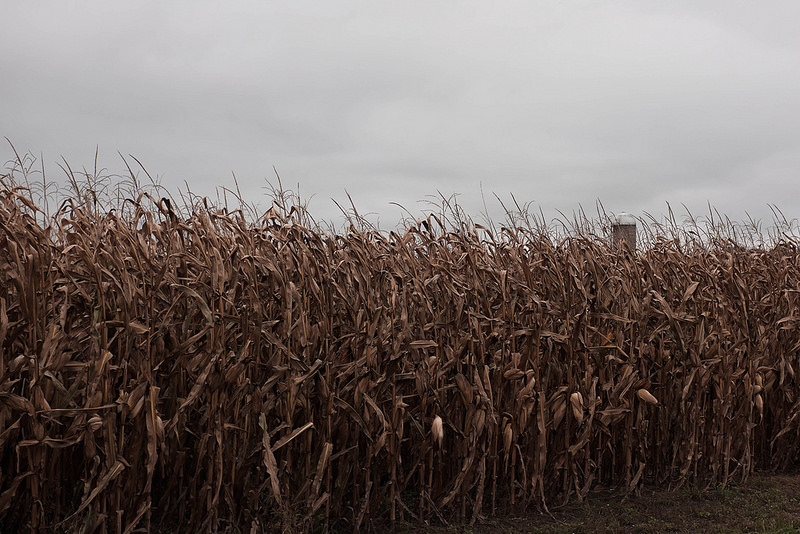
(87, 415, 103, 432)
(637, 388, 658, 405)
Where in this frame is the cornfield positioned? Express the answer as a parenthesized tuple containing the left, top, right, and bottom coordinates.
(1, 168, 800, 533)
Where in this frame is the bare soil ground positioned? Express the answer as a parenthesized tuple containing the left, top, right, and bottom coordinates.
(401, 473, 800, 534)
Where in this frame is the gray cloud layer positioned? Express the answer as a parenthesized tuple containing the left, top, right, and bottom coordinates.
(3, 1, 800, 229)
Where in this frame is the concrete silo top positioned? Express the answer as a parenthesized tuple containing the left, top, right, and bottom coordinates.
(616, 213, 636, 226)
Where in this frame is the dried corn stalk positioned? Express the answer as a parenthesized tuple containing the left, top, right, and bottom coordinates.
(0, 170, 799, 532)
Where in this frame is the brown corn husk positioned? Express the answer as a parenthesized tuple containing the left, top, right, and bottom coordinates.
(432, 415, 444, 447)
(570, 392, 584, 424)
(637, 388, 659, 405)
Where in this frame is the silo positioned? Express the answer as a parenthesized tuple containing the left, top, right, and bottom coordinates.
(611, 212, 637, 251)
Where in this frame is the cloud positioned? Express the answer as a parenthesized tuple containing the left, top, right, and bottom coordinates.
(2, 1, 800, 229)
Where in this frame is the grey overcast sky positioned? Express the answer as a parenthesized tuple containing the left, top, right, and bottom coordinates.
(2, 1, 800, 230)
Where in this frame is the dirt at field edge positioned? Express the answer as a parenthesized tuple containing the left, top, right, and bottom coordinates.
(396, 473, 800, 534)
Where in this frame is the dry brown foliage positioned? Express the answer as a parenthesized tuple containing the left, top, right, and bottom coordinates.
(1, 172, 800, 533)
